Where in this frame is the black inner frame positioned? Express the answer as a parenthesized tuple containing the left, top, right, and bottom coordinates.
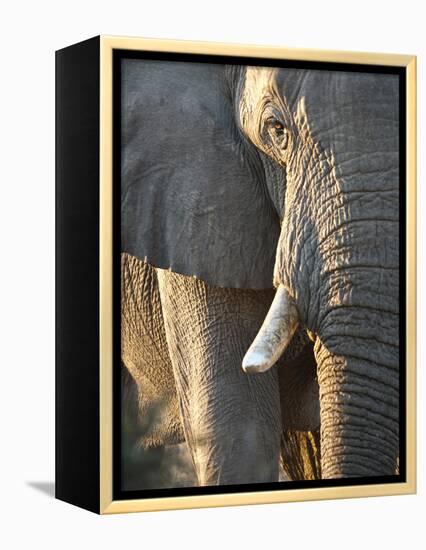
(112, 49, 407, 501)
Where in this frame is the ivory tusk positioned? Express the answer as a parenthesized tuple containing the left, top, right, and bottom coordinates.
(242, 285, 299, 374)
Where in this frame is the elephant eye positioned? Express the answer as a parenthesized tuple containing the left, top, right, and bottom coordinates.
(266, 116, 284, 131)
(265, 117, 289, 150)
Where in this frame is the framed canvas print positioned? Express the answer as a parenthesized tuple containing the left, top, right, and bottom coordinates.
(55, 36, 416, 514)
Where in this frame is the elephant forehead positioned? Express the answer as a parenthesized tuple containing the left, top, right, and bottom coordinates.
(241, 67, 276, 111)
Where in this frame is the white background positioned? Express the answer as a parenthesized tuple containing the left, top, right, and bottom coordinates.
(1, 0, 423, 548)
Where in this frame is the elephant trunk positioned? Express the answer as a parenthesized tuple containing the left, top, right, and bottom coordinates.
(315, 322, 399, 478)
(242, 285, 299, 374)
(312, 215, 400, 477)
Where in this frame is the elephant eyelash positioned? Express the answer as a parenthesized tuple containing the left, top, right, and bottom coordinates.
(265, 116, 284, 130)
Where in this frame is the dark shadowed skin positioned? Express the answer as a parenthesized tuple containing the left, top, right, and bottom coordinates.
(239, 67, 399, 478)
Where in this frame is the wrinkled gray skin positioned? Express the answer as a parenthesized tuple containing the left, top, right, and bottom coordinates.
(121, 59, 399, 483)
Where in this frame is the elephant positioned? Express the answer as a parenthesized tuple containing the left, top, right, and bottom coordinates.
(120, 58, 399, 485)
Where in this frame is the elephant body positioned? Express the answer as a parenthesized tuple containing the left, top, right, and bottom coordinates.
(120, 58, 400, 484)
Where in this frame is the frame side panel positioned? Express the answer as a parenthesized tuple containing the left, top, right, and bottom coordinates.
(55, 36, 101, 513)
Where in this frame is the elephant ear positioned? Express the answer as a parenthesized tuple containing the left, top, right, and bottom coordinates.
(121, 60, 280, 289)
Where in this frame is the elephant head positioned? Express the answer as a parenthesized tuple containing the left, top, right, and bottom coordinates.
(240, 67, 400, 478)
